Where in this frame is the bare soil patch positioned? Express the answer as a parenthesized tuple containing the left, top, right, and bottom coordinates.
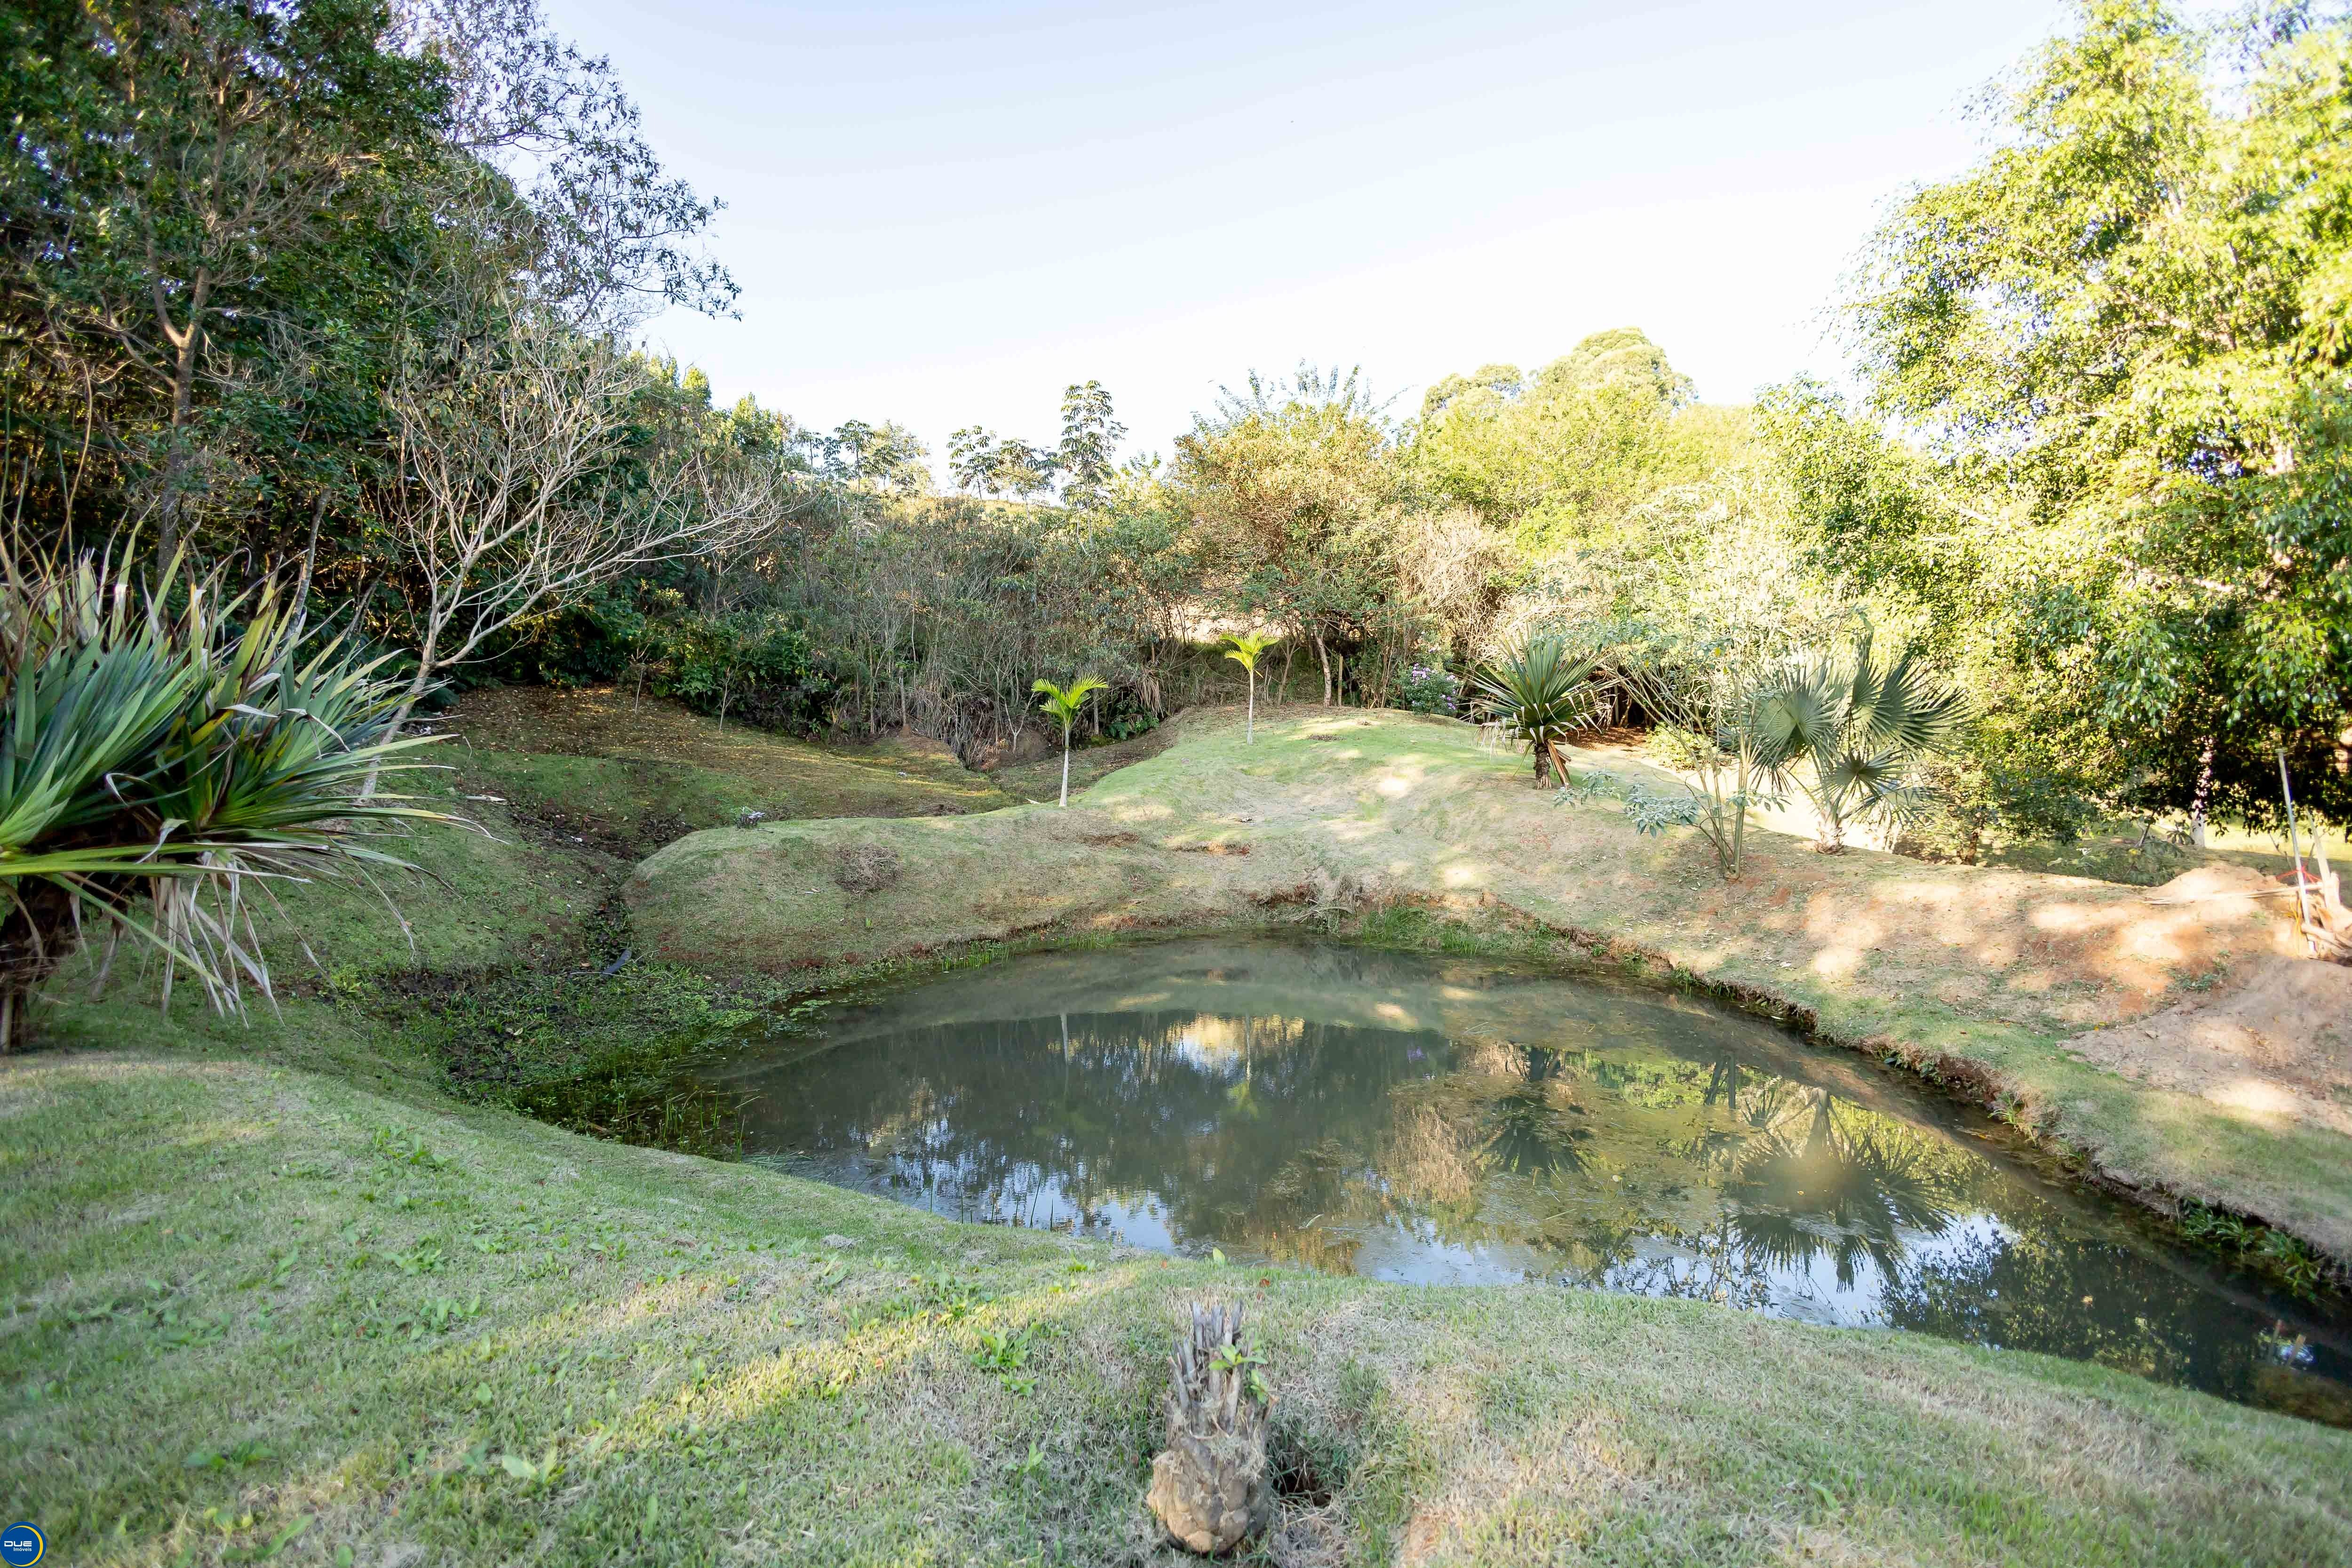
(2068, 939, 2352, 1138)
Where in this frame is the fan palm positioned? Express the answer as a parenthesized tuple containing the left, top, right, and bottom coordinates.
(1468, 638, 1606, 785)
(0, 547, 453, 1048)
(1746, 630, 1966, 852)
(1032, 676, 1109, 807)
(1220, 631, 1279, 743)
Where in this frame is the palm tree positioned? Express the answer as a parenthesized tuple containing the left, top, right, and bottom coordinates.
(1746, 630, 1966, 851)
(1220, 631, 1279, 743)
(0, 547, 452, 1048)
(1032, 676, 1109, 807)
(1467, 638, 1606, 785)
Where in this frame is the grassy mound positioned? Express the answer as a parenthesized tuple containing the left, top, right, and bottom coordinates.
(434, 685, 1014, 857)
(8, 1025, 2351, 1567)
(630, 707, 2352, 1267)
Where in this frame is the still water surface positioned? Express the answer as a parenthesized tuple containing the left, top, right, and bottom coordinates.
(707, 939, 2352, 1424)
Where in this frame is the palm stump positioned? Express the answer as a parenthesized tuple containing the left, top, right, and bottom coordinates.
(1145, 1301, 1271, 1554)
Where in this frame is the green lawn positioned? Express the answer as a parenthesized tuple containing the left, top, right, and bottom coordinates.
(8, 1015, 2351, 1567)
(9, 699, 2352, 1566)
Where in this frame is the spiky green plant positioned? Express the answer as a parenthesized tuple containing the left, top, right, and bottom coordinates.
(1220, 631, 1279, 743)
(1746, 630, 1966, 852)
(1468, 638, 1606, 786)
(1032, 676, 1109, 807)
(0, 547, 453, 1048)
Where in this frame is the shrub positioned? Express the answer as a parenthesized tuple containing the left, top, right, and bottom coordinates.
(0, 549, 449, 1047)
(1745, 630, 1966, 852)
(657, 612, 834, 732)
(1397, 658, 1461, 716)
(1903, 751, 2098, 865)
(1468, 639, 1606, 784)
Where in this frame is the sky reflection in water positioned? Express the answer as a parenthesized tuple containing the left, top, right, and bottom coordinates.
(711, 939, 2352, 1425)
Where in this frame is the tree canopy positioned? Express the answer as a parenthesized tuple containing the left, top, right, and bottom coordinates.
(1809, 0, 2352, 821)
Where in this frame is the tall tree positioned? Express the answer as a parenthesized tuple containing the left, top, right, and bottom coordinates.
(948, 426, 1000, 495)
(370, 312, 764, 755)
(391, 0, 736, 326)
(1171, 366, 1398, 704)
(1057, 380, 1126, 509)
(0, 0, 444, 559)
(826, 419, 931, 495)
(1409, 329, 1732, 550)
(1836, 0, 2352, 821)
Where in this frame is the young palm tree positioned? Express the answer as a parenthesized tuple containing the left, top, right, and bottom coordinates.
(1220, 631, 1279, 743)
(1746, 630, 1966, 851)
(1032, 676, 1109, 807)
(0, 547, 453, 1048)
(1467, 638, 1606, 785)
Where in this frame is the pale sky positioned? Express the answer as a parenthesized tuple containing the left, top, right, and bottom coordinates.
(544, 0, 2069, 472)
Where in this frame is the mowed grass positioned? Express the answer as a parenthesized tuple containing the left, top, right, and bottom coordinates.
(8, 1023, 2352, 1568)
(432, 685, 1012, 856)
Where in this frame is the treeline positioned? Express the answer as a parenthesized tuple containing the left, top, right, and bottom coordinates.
(5, 0, 2348, 845)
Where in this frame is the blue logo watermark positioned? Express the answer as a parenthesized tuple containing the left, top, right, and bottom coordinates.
(0, 1522, 44, 1567)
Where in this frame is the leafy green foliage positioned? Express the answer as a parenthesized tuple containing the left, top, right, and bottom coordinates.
(1397, 657, 1461, 716)
(656, 613, 832, 732)
(1410, 329, 1735, 553)
(1830, 0, 2352, 824)
(1904, 751, 2100, 866)
(1468, 639, 1605, 784)
(1745, 631, 1968, 852)
(0, 549, 451, 1043)
(2178, 1201, 2333, 1296)
(1173, 367, 1404, 703)
(1627, 722, 1781, 881)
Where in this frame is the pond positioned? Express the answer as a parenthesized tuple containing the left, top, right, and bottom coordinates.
(704, 939, 2352, 1425)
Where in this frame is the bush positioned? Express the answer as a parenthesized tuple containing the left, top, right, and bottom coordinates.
(1397, 658, 1461, 716)
(1468, 639, 1606, 783)
(658, 612, 835, 733)
(0, 551, 446, 1045)
(1904, 750, 2097, 865)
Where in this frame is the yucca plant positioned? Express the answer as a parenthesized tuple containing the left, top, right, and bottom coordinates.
(1220, 631, 1279, 743)
(0, 545, 453, 1049)
(1468, 638, 1607, 785)
(1032, 676, 1109, 807)
(1746, 630, 1966, 852)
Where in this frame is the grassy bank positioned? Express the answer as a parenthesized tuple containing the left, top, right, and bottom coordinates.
(434, 685, 1015, 857)
(11, 697, 2352, 1566)
(9, 1014, 2352, 1568)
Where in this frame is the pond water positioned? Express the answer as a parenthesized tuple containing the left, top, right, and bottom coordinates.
(706, 939, 2352, 1425)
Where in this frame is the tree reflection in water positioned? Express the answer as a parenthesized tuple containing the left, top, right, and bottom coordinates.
(720, 953, 2352, 1425)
